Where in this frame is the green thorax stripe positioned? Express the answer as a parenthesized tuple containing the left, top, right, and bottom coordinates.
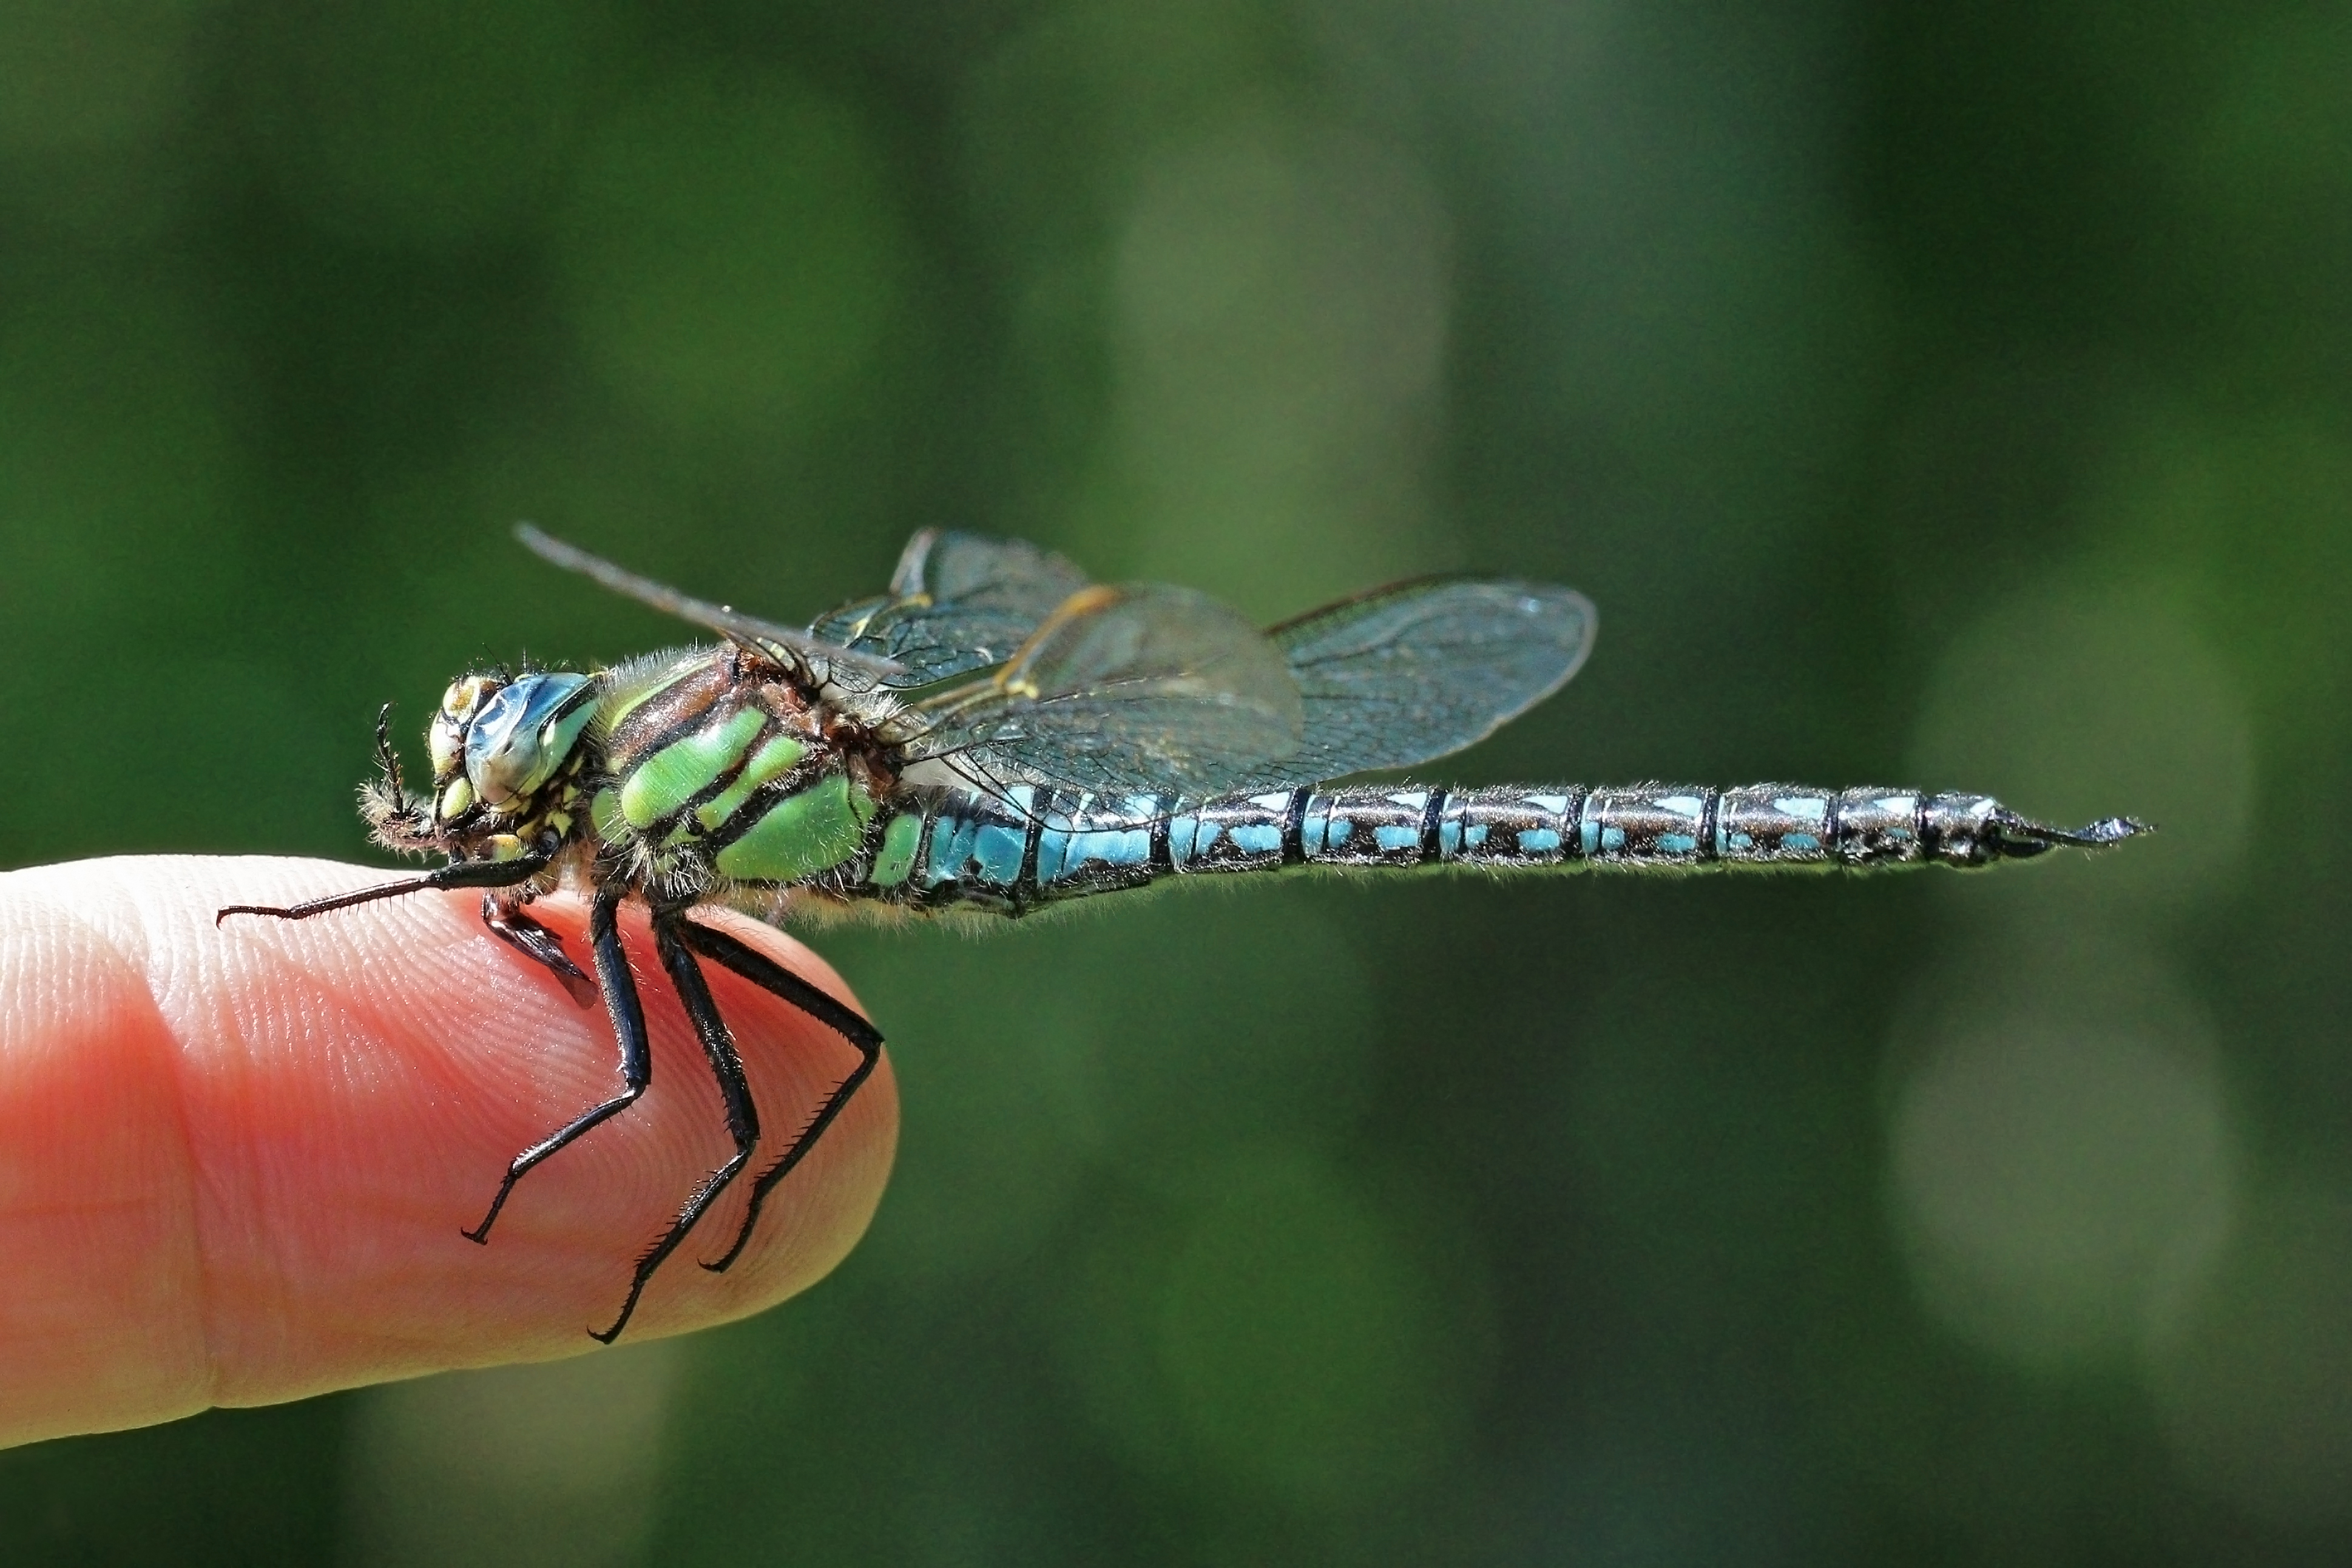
(713, 772, 879, 882)
(596, 655, 700, 735)
(596, 649, 740, 762)
(868, 812, 922, 887)
(620, 706, 768, 830)
(695, 732, 808, 832)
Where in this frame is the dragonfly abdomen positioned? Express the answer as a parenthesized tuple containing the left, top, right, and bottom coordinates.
(843, 782, 2143, 914)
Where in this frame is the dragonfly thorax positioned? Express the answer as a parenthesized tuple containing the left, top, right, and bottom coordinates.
(583, 645, 899, 903)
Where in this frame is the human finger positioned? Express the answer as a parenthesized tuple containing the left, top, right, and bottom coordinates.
(0, 854, 897, 1448)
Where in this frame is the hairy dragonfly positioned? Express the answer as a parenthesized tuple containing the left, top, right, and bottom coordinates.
(221, 525, 2146, 1340)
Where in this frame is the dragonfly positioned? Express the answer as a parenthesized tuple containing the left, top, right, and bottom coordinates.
(220, 524, 2148, 1341)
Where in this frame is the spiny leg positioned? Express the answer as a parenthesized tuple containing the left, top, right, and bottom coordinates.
(464, 885, 648, 1244)
(481, 894, 598, 1007)
(370, 702, 409, 810)
(677, 916, 884, 1276)
(590, 910, 763, 1344)
(216, 854, 552, 924)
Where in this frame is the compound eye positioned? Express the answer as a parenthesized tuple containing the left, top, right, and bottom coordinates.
(430, 677, 496, 777)
(440, 675, 493, 721)
(428, 714, 465, 778)
(462, 672, 595, 808)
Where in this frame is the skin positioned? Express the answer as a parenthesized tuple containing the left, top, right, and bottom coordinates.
(0, 854, 898, 1450)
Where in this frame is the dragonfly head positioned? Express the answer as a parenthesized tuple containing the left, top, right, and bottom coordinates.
(367, 669, 601, 857)
(430, 669, 599, 820)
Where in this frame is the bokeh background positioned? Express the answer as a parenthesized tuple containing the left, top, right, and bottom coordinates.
(0, 0, 2337, 1561)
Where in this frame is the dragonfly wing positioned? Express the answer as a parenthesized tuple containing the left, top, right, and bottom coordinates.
(908, 583, 1307, 796)
(514, 524, 907, 686)
(1240, 576, 1595, 785)
(808, 530, 1094, 688)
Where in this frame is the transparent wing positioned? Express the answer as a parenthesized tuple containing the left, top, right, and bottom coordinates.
(808, 530, 1093, 688)
(514, 524, 906, 687)
(1235, 576, 1595, 786)
(908, 584, 1307, 796)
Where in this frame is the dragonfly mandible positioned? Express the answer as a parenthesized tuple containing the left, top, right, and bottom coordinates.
(219, 524, 2149, 1341)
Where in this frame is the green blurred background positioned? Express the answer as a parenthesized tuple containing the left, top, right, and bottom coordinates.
(0, 0, 2336, 1561)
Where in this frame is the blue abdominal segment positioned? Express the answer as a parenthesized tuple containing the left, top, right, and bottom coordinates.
(816, 781, 2095, 915)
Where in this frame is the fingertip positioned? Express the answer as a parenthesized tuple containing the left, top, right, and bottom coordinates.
(0, 855, 897, 1443)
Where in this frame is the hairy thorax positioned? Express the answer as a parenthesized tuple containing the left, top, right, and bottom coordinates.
(584, 646, 900, 907)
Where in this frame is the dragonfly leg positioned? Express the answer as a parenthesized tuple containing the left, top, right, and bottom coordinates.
(589, 908, 762, 1343)
(675, 915, 884, 1276)
(215, 854, 550, 924)
(462, 885, 648, 1245)
(481, 894, 598, 1007)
